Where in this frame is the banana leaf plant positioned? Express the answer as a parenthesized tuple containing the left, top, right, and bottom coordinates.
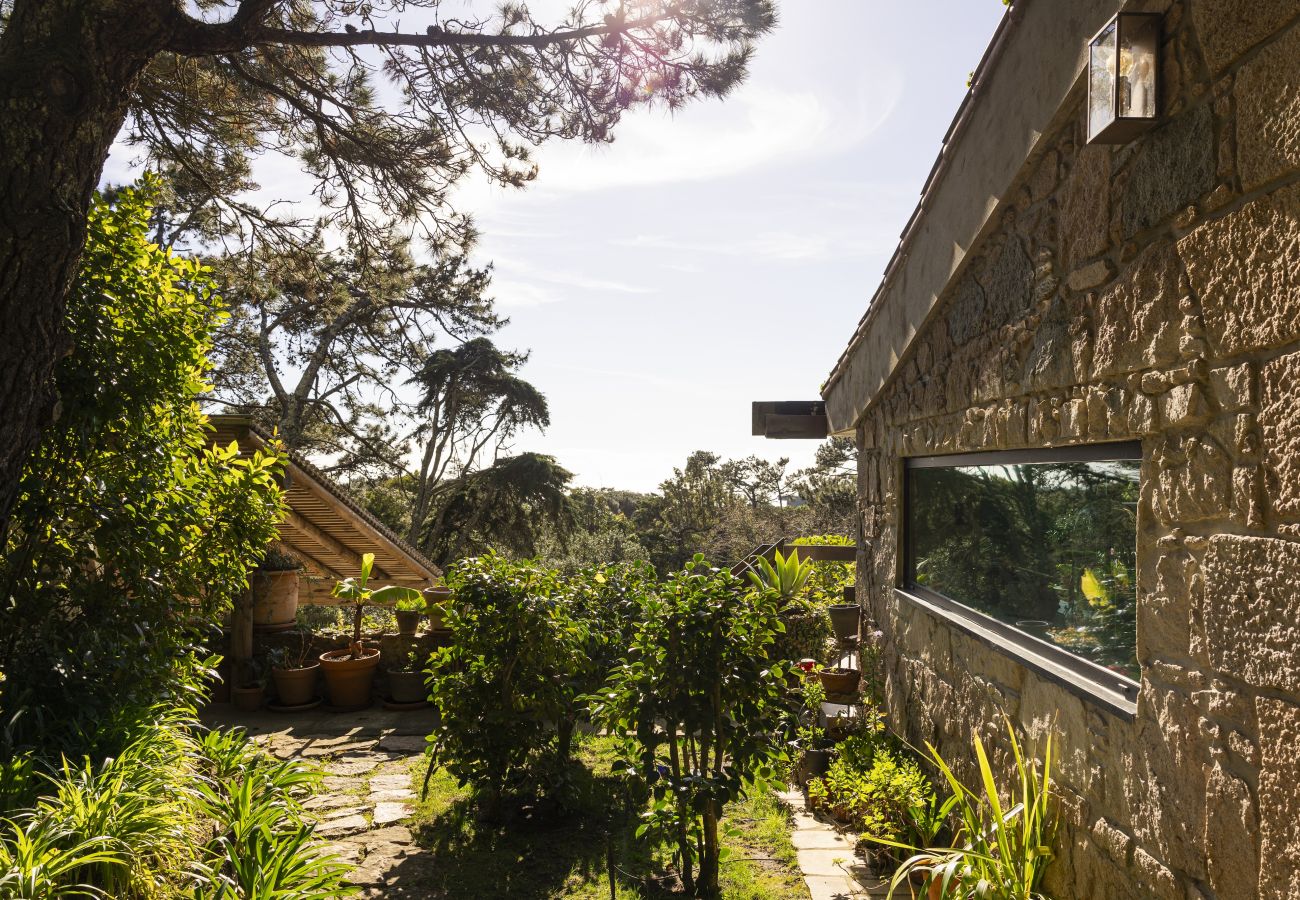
(332, 552, 422, 658)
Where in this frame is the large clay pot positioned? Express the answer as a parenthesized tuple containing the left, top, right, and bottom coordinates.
(828, 603, 860, 641)
(818, 667, 861, 695)
(272, 663, 320, 706)
(320, 647, 380, 709)
(251, 570, 300, 627)
(387, 670, 427, 704)
(425, 586, 452, 630)
(395, 609, 421, 636)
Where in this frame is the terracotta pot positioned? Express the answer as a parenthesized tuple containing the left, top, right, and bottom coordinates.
(818, 667, 861, 694)
(232, 684, 264, 712)
(251, 570, 300, 627)
(425, 586, 452, 630)
(272, 663, 320, 706)
(395, 609, 421, 636)
(387, 670, 427, 704)
(320, 647, 380, 709)
(828, 603, 860, 640)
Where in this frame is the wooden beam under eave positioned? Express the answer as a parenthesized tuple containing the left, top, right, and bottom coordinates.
(280, 507, 385, 579)
(279, 541, 346, 584)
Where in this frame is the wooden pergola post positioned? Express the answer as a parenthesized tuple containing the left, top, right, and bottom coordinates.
(230, 586, 254, 686)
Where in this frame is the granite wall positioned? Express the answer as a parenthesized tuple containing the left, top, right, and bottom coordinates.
(852, 2, 1300, 895)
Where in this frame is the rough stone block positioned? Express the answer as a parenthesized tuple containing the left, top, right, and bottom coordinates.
(1210, 363, 1255, 413)
(1257, 697, 1300, 899)
(1092, 241, 1183, 378)
(1259, 350, 1300, 517)
(1160, 383, 1213, 429)
(1131, 847, 1181, 900)
(1205, 762, 1259, 900)
(982, 236, 1035, 329)
(1202, 534, 1300, 693)
(1067, 259, 1115, 292)
(1179, 183, 1300, 358)
(1153, 434, 1233, 525)
(1193, 0, 1299, 74)
(1120, 104, 1215, 239)
(1061, 146, 1112, 271)
(1236, 19, 1300, 189)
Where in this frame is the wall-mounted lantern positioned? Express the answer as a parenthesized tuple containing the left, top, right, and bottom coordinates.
(1087, 12, 1161, 144)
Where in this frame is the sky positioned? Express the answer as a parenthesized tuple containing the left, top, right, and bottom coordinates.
(104, 1, 1007, 494)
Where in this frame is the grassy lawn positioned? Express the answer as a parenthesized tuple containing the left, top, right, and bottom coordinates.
(406, 734, 807, 899)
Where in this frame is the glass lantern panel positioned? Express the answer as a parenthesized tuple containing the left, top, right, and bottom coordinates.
(1089, 22, 1117, 138)
(1118, 16, 1158, 119)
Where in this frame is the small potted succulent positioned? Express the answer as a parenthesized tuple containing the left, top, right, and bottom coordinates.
(395, 596, 423, 636)
(268, 628, 319, 707)
(386, 647, 429, 705)
(251, 547, 303, 629)
(320, 553, 422, 710)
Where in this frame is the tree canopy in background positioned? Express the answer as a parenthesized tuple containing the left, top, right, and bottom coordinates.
(0, 0, 777, 534)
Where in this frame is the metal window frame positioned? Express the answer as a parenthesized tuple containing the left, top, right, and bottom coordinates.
(901, 442, 1141, 719)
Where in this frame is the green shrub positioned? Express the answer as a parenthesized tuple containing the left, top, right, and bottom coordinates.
(0, 182, 284, 760)
(425, 553, 591, 811)
(807, 723, 933, 851)
(593, 555, 788, 897)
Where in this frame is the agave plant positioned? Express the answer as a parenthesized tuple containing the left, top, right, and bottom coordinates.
(331, 552, 422, 658)
(747, 548, 814, 606)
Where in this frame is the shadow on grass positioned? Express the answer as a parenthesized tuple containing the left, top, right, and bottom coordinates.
(408, 750, 678, 899)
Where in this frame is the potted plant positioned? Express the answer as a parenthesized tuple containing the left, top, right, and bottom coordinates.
(424, 584, 452, 630)
(320, 552, 422, 710)
(251, 547, 302, 629)
(386, 647, 428, 705)
(268, 628, 319, 707)
(828, 585, 860, 641)
(395, 596, 423, 636)
(818, 664, 861, 695)
(231, 659, 265, 712)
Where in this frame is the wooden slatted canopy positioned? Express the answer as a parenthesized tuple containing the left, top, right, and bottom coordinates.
(750, 401, 830, 440)
(209, 416, 440, 589)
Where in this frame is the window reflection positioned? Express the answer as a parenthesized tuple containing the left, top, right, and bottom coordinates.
(906, 457, 1140, 681)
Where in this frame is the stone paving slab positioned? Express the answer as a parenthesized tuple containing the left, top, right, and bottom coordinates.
(777, 790, 892, 900)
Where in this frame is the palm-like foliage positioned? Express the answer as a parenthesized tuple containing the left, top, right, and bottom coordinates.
(747, 549, 814, 606)
(332, 552, 423, 654)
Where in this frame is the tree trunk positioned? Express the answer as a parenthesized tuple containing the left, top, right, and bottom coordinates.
(699, 804, 720, 896)
(0, 0, 167, 529)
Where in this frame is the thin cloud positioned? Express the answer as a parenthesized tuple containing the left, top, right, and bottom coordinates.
(531, 76, 903, 193)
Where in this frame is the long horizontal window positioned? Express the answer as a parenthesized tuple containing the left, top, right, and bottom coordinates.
(904, 445, 1141, 684)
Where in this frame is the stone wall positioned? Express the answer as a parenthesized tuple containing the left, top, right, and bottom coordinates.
(852, 2, 1300, 896)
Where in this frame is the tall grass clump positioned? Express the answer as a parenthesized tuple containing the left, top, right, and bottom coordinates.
(872, 719, 1056, 899)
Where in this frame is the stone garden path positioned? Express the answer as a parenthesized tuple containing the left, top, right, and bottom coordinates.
(204, 706, 893, 899)
(202, 706, 439, 898)
(777, 789, 890, 900)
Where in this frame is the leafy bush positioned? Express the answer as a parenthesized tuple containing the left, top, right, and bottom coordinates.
(0, 182, 284, 760)
(425, 553, 592, 811)
(807, 729, 932, 849)
(593, 555, 788, 897)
